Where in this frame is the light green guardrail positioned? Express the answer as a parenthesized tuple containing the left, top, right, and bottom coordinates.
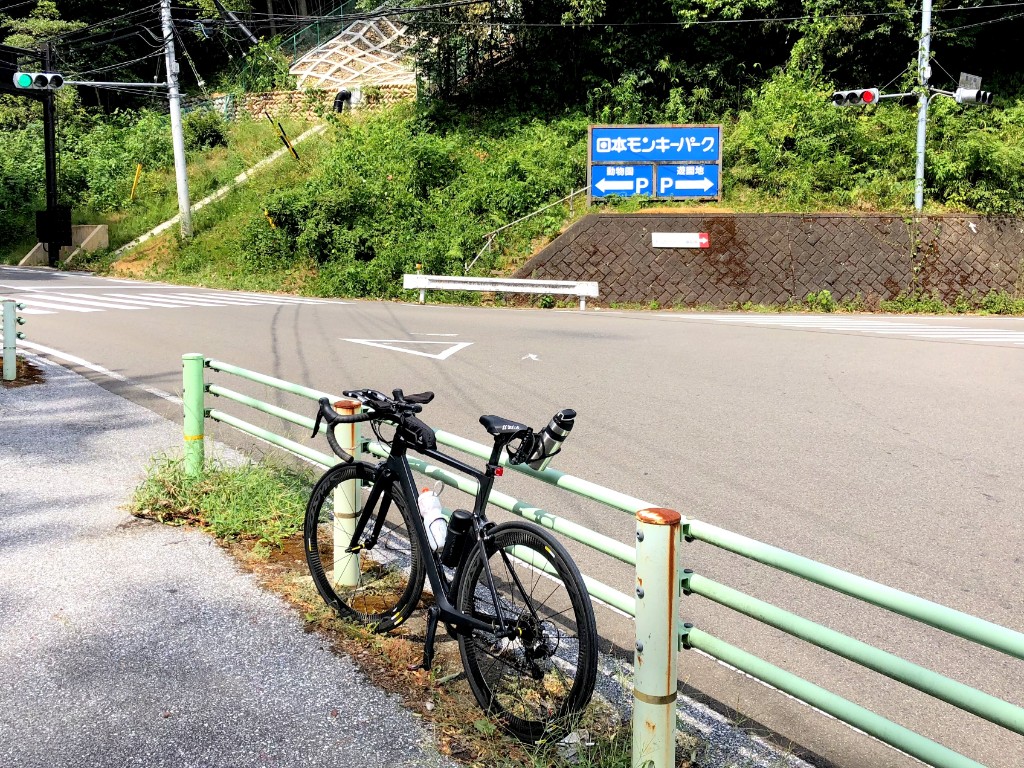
(2, 299, 27, 381)
(181, 353, 1024, 768)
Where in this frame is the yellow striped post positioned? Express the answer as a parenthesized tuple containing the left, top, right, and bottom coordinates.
(182, 353, 205, 477)
(332, 399, 361, 587)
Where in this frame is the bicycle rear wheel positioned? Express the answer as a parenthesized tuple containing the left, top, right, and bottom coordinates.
(304, 462, 425, 632)
(455, 521, 598, 743)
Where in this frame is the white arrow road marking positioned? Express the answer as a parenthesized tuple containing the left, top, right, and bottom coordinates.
(342, 339, 473, 360)
(521, 354, 540, 361)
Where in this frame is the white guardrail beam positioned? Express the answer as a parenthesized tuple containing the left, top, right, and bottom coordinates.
(403, 274, 599, 310)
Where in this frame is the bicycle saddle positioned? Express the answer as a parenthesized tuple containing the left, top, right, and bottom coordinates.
(479, 414, 529, 437)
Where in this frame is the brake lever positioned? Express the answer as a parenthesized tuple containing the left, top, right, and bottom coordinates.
(311, 397, 330, 438)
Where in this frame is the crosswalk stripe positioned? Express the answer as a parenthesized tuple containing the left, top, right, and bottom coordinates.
(15, 306, 56, 315)
(171, 292, 330, 306)
(103, 293, 233, 307)
(16, 298, 102, 312)
(168, 293, 284, 306)
(55, 292, 185, 309)
(41, 293, 147, 310)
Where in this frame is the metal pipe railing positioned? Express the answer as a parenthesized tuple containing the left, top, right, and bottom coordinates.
(182, 354, 1024, 768)
(682, 571, 1024, 735)
(681, 625, 987, 768)
(2, 299, 26, 381)
(684, 519, 1024, 661)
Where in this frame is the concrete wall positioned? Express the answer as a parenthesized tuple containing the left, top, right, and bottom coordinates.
(19, 224, 109, 268)
(513, 213, 1024, 307)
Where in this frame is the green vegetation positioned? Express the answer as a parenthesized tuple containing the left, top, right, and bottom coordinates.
(130, 452, 675, 767)
(132, 455, 310, 554)
(2, 0, 1023, 306)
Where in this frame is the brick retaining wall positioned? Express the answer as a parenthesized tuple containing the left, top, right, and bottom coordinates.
(513, 214, 1024, 307)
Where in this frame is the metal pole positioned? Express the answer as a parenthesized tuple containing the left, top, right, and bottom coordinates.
(182, 353, 205, 476)
(632, 507, 681, 768)
(161, 0, 193, 238)
(42, 44, 60, 267)
(332, 398, 362, 587)
(3, 300, 16, 381)
(914, 0, 932, 212)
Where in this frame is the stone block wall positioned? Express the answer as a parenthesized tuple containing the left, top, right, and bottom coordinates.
(513, 213, 1024, 306)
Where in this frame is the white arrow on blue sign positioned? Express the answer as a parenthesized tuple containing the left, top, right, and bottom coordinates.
(654, 163, 719, 199)
(590, 164, 654, 198)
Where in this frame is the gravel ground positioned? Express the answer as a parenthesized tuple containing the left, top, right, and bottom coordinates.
(0, 357, 453, 768)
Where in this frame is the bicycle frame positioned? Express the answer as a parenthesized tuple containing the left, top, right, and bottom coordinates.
(367, 431, 513, 638)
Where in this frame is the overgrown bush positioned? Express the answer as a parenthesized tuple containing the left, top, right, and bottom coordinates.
(184, 109, 228, 152)
(241, 104, 587, 298)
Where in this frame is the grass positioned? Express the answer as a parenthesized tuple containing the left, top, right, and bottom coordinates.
(130, 454, 702, 768)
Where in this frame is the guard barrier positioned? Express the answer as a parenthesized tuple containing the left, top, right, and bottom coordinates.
(181, 353, 1024, 768)
(1, 299, 26, 381)
(403, 273, 599, 310)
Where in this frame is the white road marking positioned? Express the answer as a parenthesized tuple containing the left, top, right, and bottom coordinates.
(18, 340, 182, 404)
(522, 354, 540, 361)
(16, 298, 102, 312)
(342, 339, 473, 360)
(410, 333, 458, 337)
(666, 313, 1024, 347)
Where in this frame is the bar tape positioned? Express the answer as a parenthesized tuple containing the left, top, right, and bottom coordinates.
(634, 690, 677, 706)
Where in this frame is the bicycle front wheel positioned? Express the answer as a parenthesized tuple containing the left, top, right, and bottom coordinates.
(304, 462, 425, 632)
(455, 521, 598, 743)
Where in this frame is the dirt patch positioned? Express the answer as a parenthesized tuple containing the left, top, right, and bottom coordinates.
(0, 356, 46, 388)
(111, 233, 175, 278)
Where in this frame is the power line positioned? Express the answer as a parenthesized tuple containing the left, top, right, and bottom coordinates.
(936, 8, 1024, 32)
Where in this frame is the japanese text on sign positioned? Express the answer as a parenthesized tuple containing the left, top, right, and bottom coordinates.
(591, 126, 721, 163)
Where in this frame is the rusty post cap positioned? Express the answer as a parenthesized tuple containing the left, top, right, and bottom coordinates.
(636, 507, 681, 526)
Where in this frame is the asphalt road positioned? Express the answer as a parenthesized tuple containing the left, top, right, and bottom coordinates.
(3, 265, 1022, 768)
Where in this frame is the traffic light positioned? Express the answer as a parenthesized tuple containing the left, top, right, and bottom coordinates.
(831, 88, 880, 106)
(954, 88, 993, 105)
(12, 71, 64, 90)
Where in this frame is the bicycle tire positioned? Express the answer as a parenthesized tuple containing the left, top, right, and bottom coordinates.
(454, 521, 598, 743)
(304, 462, 425, 632)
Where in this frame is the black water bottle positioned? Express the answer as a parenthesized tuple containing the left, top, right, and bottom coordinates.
(527, 408, 576, 471)
(441, 508, 474, 568)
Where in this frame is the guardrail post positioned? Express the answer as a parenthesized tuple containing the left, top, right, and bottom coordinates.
(632, 507, 682, 768)
(416, 262, 425, 304)
(333, 398, 362, 587)
(3, 299, 16, 381)
(182, 353, 206, 477)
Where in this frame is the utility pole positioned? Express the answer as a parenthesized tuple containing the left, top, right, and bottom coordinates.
(914, 0, 932, 213)
(160, 0, 192, 238)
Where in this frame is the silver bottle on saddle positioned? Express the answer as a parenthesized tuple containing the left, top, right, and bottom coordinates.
(527, 409, 576, 471)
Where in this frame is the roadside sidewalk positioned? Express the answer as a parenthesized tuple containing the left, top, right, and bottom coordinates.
(0, 357, 452, 768)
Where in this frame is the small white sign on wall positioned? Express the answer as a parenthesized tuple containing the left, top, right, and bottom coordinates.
(651, 232, 710, 249)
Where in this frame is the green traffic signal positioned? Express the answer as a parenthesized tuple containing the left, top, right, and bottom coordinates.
(11, 71, 64, 90)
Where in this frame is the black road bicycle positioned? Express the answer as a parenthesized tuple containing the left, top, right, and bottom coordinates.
(304, 388, 598, 743)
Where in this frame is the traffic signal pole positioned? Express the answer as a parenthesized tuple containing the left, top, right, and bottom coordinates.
(43, 44, 60, 266)
(160, 0, 193, 239)
(914, 0, 932, 212)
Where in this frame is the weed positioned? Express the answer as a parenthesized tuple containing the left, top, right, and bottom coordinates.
(804, 290, 836, 313)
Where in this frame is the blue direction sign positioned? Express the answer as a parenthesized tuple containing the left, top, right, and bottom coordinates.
(590, 163, 654, 199)
(591, 125, 721, 163)
(654, 163, 720, 199)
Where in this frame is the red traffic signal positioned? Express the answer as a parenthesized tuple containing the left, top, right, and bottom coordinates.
(831, 88, 880, 107)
